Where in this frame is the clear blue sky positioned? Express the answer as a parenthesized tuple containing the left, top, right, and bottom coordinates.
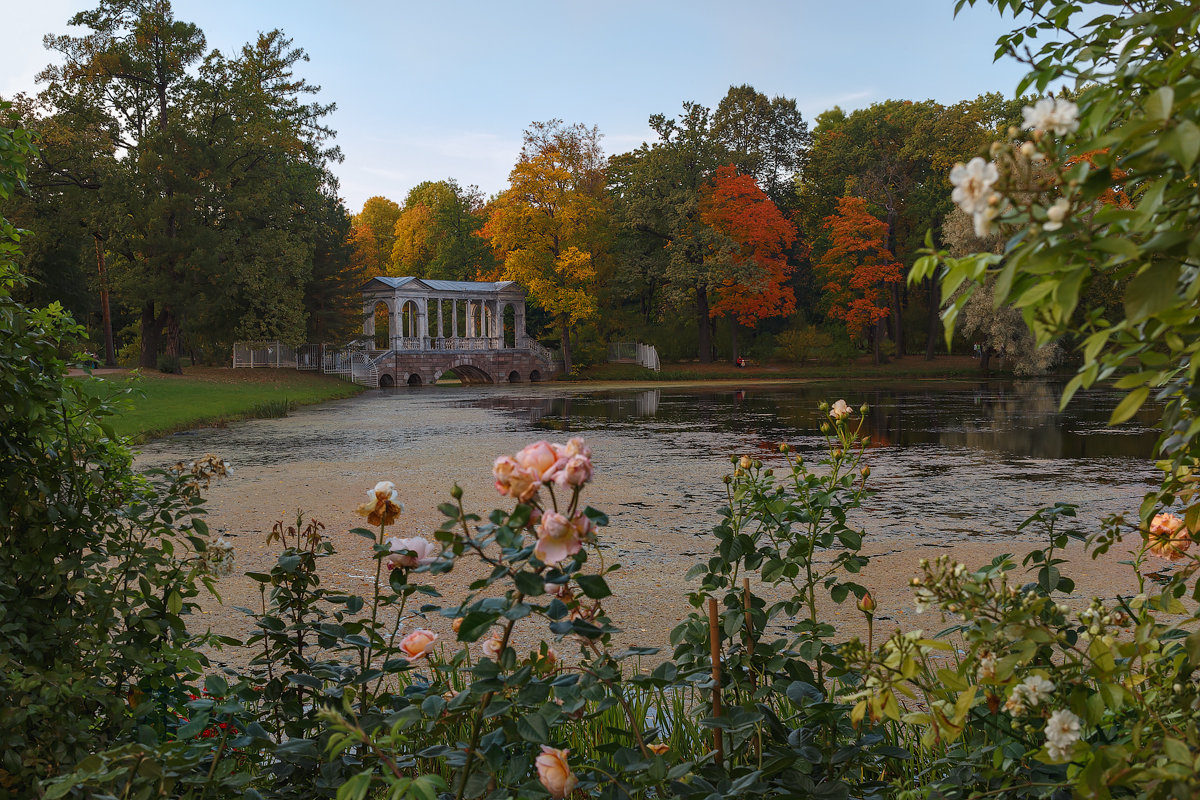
(3, 1, 1033, 213)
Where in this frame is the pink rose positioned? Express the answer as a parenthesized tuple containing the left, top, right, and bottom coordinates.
(515, 440, 564, 483)
(565, 437, 591, 459)
(493, 455, 539, 503)
(398, 629, 438, 660)
(535, 511, 583, 564)
(554, 454, 593, 488)
(385, 536, 438, 569)
(535, 745, 578, 799)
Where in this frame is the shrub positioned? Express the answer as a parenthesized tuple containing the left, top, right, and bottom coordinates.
(157, 352, 182, 374)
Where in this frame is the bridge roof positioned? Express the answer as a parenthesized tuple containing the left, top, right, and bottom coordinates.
(362, 276, 521, 294)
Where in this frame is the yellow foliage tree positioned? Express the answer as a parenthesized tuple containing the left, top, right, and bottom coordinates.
(483, 120, 607, 372)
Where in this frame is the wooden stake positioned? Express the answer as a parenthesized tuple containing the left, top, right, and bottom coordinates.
(742, 577, 754, 661)
(708, 597, 723, 766)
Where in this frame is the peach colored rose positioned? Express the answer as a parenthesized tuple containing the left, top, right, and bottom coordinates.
(554, 454, 593, 488)
(535, 745, 578, 798)
(356, 481, 403, 527)
(384, 536, 438, 569)
(544, 581, 572, 598)
(1148, 512, 1191, 560)
(452, 617, 464, 633)
(515, 440, 564, 482)
(535, 511, 584, 564)
(647, 743, 669, 756)
(493, 456, 540, 503)
(565, 437, 591, 459)
(481, 633, 504, 661)
(398, 629, 438, 660)
(829, 399, 852, 421)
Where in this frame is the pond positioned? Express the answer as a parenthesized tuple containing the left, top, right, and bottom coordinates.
(135, 376, 1161, 653)
(143, 378, 1159, 545)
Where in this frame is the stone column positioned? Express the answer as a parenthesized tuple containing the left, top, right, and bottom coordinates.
(467, 300, 475, 338)
(437, 297, 444, 340)
(364, 302, 375, 338)
(452, 299, 459, 339)
(417, 298, 428, 348)
(516, 301, 526, 345)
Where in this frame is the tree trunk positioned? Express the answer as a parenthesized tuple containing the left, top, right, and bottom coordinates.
(925, 277, 939, 361)
(890, 282, 904, 359)
(873, 317, 886, 365)
(94, 235, 116, 366)
(730, 318, 739, 363)
(139, 303, 163, 369)
(980, 348, 992, 371)
(697, 285, 712, 363)
(560, 315, 572, 374)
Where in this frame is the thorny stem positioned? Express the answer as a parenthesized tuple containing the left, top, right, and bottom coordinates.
(361, 521, 387, 712)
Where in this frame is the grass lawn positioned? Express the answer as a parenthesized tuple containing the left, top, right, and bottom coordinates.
(79, 367, 364, 442)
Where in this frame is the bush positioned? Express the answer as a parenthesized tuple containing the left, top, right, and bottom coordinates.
(157, 352, 182, 373)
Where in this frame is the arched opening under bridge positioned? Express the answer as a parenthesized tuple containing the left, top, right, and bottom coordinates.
(442, 364, 494, 385)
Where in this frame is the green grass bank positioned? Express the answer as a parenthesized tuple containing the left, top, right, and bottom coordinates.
(81, 367, 364, 442)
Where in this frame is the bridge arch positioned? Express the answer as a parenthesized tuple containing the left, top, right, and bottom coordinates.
(443, 363, 494, 385)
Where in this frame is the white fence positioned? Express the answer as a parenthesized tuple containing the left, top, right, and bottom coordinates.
(232, 342, 297, 369)
(608, 342, 660, 372)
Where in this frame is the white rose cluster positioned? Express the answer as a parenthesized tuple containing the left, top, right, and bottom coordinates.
(1022, 97, 1080, 137)
(204, 536, 237, 577)
(1044, 708, 1081, 762)
(949, 157, 1000, 237)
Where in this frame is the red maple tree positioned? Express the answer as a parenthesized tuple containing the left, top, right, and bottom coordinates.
(699, 165, 799, 349)
(814, 196, 902, 360)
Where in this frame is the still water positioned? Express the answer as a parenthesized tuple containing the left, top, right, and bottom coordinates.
(145, 378, 1161, 548)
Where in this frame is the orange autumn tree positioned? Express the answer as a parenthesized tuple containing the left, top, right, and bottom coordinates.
(814, 195, 902, 364)
(698, 164, 798, 361)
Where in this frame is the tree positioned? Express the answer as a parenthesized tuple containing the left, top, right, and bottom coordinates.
(483, 120, 608, 373)
(698, 165, 798, 360)
(799, 95, 1022, 358)
(37, 0, 207, 368)
(814, 196, 902, 364)
(350, 195, 401, 276)
(23, 4, 346, 364)
(711, 85, 811, 207)
(391, 179, 493, 280)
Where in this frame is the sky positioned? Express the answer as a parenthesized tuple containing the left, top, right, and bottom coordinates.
(1, 0, 1034, 213)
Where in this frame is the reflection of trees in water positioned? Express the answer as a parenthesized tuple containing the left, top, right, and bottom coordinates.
(466, 382, 1159, 460)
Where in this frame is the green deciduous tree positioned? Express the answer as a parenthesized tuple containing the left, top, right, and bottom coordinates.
(391, 179, 493, 280)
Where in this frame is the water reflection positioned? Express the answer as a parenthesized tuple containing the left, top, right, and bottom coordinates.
(462, 381, 1159, 461)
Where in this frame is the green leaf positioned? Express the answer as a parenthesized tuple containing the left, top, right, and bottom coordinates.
(167, 591, 182, 615)
(1144, 86, 1174, 122)
(575, 574, 611, 599)
(336, 771, 373, 800)
(1163, 119, 1200, 170)
(1109, 387, 1149, 425)
(1123, 260, 1179, 322)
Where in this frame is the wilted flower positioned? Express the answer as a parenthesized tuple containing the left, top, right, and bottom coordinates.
(950, 157, 1000, 218)
(544, 581, 572, 599)
(1022, 97, 1080, 137)
(564, 437, 591, 459)
(647, 743, 669, 756)
(356, 481, 403, 527)
(1148, 512, 1191, 560)
(1043, 197, 1071, 231)
(829, 399, 852, 421)
(384, 536, 438, 569)
(204, 536, 236, 577)
(452, 617, 464, 633)
(1044, 708, 1081, 762)
(535, 745, 578, 799)
(398, 629, 438, 660)
(535, 511, 585, 564)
